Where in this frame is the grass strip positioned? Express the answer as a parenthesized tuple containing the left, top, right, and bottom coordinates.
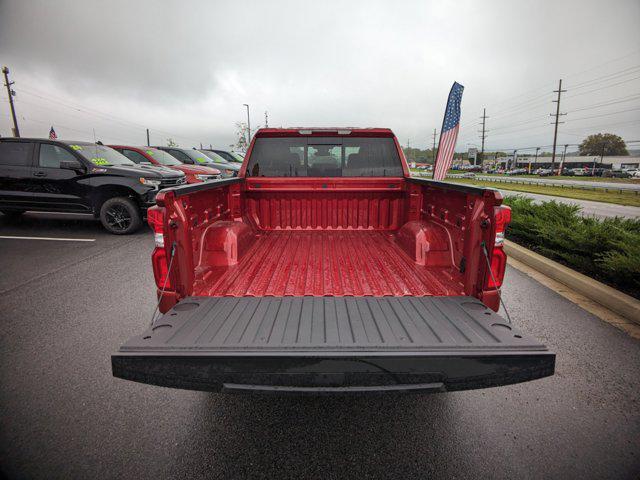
(448, 178, 640, 207)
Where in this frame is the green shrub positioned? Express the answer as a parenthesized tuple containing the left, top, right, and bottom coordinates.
(503, 196, 640, 298)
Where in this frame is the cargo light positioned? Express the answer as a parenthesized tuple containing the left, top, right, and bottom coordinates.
(486, 205, 511, 289)
(147, 206, 173, 290)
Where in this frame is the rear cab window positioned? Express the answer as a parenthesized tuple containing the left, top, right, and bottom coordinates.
(247, 137, 403, 177)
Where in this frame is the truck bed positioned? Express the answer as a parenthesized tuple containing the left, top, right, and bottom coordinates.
(195, 230, 464, 297)
(112, 296, 555, 393)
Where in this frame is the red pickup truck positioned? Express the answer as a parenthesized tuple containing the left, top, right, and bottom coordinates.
(113, 128, 554, 393)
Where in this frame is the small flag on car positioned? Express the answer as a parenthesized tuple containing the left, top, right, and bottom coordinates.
(49, 126, 57, 139)
(433, 82, 464, 181)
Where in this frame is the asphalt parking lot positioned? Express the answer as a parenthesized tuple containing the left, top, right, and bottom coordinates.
(1, 212, 639, 480)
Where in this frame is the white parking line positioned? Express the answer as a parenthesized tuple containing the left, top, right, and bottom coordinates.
(0, 235, 96, 242)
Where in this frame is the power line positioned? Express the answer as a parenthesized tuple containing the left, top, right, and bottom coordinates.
(468, 51, 640, 128)
(463, 51, 640, 145)
(564, 75, 640, 99)
(488, 97, 555, 121)
(18, 86, 205, 146)
(567, 64, 640, 90)
(483, 122, 551, 139)
(559, 119, 640, 136)
(490, 113, 550, 132)
(570, 69, 640, 91)
(567, 93, 640, 113)
(489, 92, 553, 118)
(566, 106, 640, 123)
(562, 48, 640, 80)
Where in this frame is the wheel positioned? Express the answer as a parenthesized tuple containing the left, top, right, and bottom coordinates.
(0, 209, 26, 218)
(99, 197, 142, 234)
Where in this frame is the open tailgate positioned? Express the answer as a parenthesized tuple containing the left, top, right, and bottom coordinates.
(112, 296, 554, 393)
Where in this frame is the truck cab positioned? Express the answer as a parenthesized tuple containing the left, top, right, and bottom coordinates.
(112, 128, 554, 393)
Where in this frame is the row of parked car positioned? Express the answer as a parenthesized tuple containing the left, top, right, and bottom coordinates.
(112, 145, 243, 181)
(0, 137, 245, 234)
(486, 166, 640, 178)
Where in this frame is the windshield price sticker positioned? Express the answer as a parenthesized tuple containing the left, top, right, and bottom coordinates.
(91, 158, 109, 166)
(146, 150, 154, 155)
(70, 145, 83, 151)
(195, 157, 208, 164)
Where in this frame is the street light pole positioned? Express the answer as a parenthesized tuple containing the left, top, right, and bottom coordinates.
(432, 128, 437, 165)
(243, 104, 251, 147)
(2, 66, 20, 137)
(557, 144, 568, 175)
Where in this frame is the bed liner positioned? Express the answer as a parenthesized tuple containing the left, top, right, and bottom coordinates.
(196, 230, 464, 297)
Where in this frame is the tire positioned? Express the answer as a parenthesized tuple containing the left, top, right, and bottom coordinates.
(0, 209, 26, 218)
(99, 197, 142, 235)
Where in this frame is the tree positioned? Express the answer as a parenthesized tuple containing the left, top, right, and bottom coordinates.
(233, 122, 249, 152)
(579, 133, 628, 156)
(166, 138, 178, 147)
(402, 147, 435, 164)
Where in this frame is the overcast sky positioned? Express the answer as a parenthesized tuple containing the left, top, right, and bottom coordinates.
(1, 0, 639, 152)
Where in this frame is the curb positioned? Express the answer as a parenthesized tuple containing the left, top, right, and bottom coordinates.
(504, 240, 640, 326)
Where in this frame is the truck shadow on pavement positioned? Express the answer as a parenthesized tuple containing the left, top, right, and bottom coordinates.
(170, 393, 464, 479)
(0, 212, 150, 237)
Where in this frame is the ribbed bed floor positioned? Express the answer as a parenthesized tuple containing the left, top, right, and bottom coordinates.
(196, 230, 464, 297)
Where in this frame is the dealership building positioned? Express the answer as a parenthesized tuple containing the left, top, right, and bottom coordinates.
(495, 155, 640, 170)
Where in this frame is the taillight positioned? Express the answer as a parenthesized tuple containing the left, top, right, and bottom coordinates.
(493, 205, 511, 246)
(486, 247, 507, 289)
(486, 205, 511, 289)
(147, 206, 165, 248)
(147, 206, 173, 290)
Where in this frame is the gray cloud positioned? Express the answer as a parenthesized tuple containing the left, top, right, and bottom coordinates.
(1, 0, 639, 150)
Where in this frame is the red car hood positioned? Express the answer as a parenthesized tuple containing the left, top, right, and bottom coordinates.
(171, 164, 221, 175)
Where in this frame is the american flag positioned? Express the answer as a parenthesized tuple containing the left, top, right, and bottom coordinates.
(49, 126, 57, 139)
(433, 82, 464, 181)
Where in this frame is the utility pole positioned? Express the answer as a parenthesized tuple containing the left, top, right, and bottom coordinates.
(146, 128, 150, 146)
(550, 79, 566, 173)
(264, 111, 269, 128)
(243, 104, 251, 146)
(2, 66, 20, 137)
(432, 128, 437, 164)
(534, 146, 540, 168)
(478, 108, 488, 166)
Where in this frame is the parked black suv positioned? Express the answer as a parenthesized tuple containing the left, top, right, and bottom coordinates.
(0, 138, 185, 234)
